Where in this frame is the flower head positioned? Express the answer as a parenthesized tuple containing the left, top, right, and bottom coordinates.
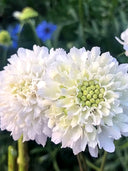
(8, 24, 20, 48)
(36, 21, 57, 42)
(13, 7, 38, 21)
(115, 28, 128, 56)
(0, 45, 51, 145)
(0, 30, 12, 47)
(38, 47, 128, 157)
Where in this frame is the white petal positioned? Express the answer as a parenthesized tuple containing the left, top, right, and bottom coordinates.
(55, 97, 74, 108)
(98, 132, 115, 152)
(91, 47, 101, 59)
(88, 146, 98, 157)
(119, 123, 128, 133)
(35, 134, 47, 146)
(37, 81, 60, 100)
(115, 36, 124, 45)
(52, 128, 64, 144)
(104, 126, 121, 140)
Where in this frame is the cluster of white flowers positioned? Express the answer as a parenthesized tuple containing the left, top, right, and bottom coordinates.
(1, 45, 128, 157)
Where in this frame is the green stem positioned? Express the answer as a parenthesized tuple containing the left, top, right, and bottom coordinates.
(28, 20, 41, 46)
(117, 51, 125, 57)
(116, 148, 126, 170)
(77, 154, 83, 171)
(77, 152, 87, 171)
(50, 148, 60, 171)
(17, 136, 29, 171)
(86, 159, 100, 171)
(78, 0, 85, 44)
(17, 24, 24, 48)
(53, 159, 60, 171)
(44, 40, 52, 49)
(8, 146, 17, 171)
(78, 0, 84, 26)
(100, 151, 107, 171)
(2, 47, 8, 67)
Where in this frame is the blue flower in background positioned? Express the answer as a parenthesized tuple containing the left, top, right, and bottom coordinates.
(8, 24, 20, 48)
(36, 21, 57, 42)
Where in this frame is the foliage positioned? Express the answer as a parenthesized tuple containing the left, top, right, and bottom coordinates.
(0, 0, 128, 170)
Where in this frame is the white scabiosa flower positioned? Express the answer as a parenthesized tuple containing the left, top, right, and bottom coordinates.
(115, 28, 128, 56)
(38, 47, 128, 157)
(0, 45, 51, 146)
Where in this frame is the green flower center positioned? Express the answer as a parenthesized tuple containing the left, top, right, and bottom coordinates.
(77, 80, 105, 107)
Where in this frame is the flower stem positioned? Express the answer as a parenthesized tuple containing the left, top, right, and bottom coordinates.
(8, 146, 17, 171)
(50, 147, 60, 171)
(100, 151, 107, 171)
(28, 20, 41, 46)
(86, 159, 100, 171)
(53, 158, 60, 171)
(2, 47, 8, 68)
(117, 51, 125, 57)
(77, 152, 87, 171)
(78, 0, 84, 27)
(17, 136, 29, 171)
(78, 0, 85, 44)
(44, 40, 52, 49)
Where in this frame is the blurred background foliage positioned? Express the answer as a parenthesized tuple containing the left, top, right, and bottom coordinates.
(0, 0, 128, 170)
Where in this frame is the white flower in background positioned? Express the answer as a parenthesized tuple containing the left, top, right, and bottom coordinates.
(0, 45, 51, 146)
(115, 28, 128, 56)
(38, 47, 128, 157)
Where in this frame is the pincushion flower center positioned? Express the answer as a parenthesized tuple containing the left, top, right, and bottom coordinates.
(10, 80, 37, 99)
(77, 80, 105, 107)
(44, 27, 50, 33)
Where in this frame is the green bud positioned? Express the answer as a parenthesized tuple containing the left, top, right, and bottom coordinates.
(100, 98, 105, 102)
(86, 101, 91, 107)
(78, 85, 81, 90)
(89, 90, 94, 95)
(100, 88, 105, 93)
(94, 89, 99, 94)
(14, 7, 38, 21)
(90, 98, 95, 103)
(89, 80, 95, 85)
(99, 93, 103, 98)
(87, 94, 91, 100)
(81, 86, 86, 91)
(93, 94, 97, 99)
(95, 84, 100, 89)
(92, 104, 98, 107)
(82, 101, 86, 107)
(77, 91, 82, 98)
(87, 87, 92, 92)
(83, 81, 89, 87)
(96, 99, 100, 104)
(83, 90, 88, 95)
(90, 85, 95, 90)
(81, 96, 86, 101)
(0, 30, 12, 46)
